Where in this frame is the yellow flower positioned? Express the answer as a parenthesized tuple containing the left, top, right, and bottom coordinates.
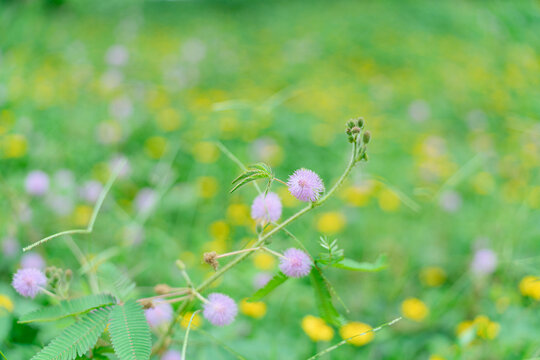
(144, 136, 168, 159)
(401, 297, 429, 322)
(156, 108, 181, 132)
(527, 186, 540, 209)
(2, 134, 27, 158)
(301, 315, 334, 342)
(240, 299, 267, 319)
(209, 220, 230, 240)
(419, 267, 446, 287)
(181, 311, 202, 329)
(474, 315, 499, 340)
(316, 212, 346, 234)
(455, 320, 473, 336)
(226, 203, 251, 226)
(429, 355, 446, 360)
(519, 276, 540, 300)
(196, 176, 218, 198)
(253, 252, 275, 270)
(377, 189, 400, 212)
(73, 205, 93, 226)
(192, 141, 220, 163)
(341, 185, 371, 207)
(0, 294, 14, 313)
(278, 186, 298, 207)
(339, 322, 374, 346)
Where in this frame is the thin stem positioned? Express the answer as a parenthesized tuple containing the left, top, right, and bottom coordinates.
(191, 289, 209, 304)
(181, 310, 201, 360)
(261, 247, 284, 259)
(23, 160, 126, 252)
(215, 141, 262, 195)
(216, 247, 259, 259)
(138, 289, 189, 303)
(164, 295, 191, 304)
(39, 287, 60, 300)
(274, 178, 288, 186)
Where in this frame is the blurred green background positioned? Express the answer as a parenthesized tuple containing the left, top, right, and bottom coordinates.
(1, 0, 540, 359)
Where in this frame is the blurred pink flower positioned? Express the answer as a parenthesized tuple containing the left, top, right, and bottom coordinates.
(203, 293, 238, 326)
(80, 180, 103, 203)
(21, 252, 45, 270)
(25, 170, 49, 196)
(471, 248, 497, 276)
(145, 300, 173, 328)
(251, 192, 282, 224)
(12, 268, 47, 298)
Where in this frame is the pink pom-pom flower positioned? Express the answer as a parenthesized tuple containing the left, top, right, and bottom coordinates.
(287, 168, 324, 202)
(21, 252, 45, 270)
(25, 170, 49, 196)
(279, 248, 312, 278)
(12, 268, 47, 298)
(145, 300, 173, 328)
(251, 192, 282, 224)
(161, 349, 182, 360)
(203, 293, 238, 326)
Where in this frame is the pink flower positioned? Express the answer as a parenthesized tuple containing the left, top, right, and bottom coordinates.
(251, 192, 282, 224)
(2, 236, 19, 257)
(21, 252, 45, 270)
(145, 300, 173, 328)
(279, 248, 312, 278)
(471, 249, 497, 276)
(25, 170, 49, 196)
(287, 168, 324, 202)
(134, 188, 157, 215)
(253, 272, 272, 290)
(161, 350, 182, 360)
(12, 268, 47, 298)
(79, 180, 103, 203)
(203, 293, 238, 326)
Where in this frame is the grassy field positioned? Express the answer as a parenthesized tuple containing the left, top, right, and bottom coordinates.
(1, 0, 540, 359)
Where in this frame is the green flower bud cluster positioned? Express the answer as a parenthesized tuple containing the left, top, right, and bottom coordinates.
(345, 117, 371, 162)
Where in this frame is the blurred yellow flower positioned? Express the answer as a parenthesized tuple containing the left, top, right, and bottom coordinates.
(474, 315, 500, 340)
(471, 172, 495, 195)
(377, 189, 400, 212)
(419, 267, 446, 287)
(92, 162, 110, 183)
(226, 203, 251, 226)
(401, 297, 429, 322)
(429, 355, 446, 360)
(316, 212, 346, 234)
(519, 275, 540, 300)
(203, 238, 227, 254)
(156, 108, 181, 132)
(0, 294, 14, 313)
(526, 186, 540, 209)
(73, 205, 93, 226)
(341, 185, 371, 207)
(239, 298, 267, 319)
(144, 136, 168, 159)
(192, 141, 220, 163)
(181, 311, 202, 329)
(218, 116, 239, 138)
(0, 110, 15, 134)
(311, 124, 336, 147)
(339, 322, 373, 346)
(455, 320, 474, 336)
(146, 88, 169, 110)
(278, 186, 298, 207)
(301, 315, 334, 342)
(196, 176, 218, 198)
(253, 252, 275, 270)
(209, 220, 230, 240)
(2, 134, 27, 158)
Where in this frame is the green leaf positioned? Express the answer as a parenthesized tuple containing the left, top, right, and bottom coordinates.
(309, 266, 344, 327)
(108, 300, 151, 360)
(19, 294, 116, 324)
(230, 163, 273, 193)
(332, 254, 387, 272)
(249, 272, 288, 302)
(31, 307, 111, 360)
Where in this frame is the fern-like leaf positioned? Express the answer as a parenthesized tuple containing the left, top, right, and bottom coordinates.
(108, 301, 151, 360)
(309, 265, 345, 327)
(19, 294, 116, 324)
(31, 307, 111, 360)
(248, 272, 288, 301)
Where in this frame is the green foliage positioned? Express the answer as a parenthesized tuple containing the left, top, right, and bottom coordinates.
(108, 300, 151, 360)
(309, 266, 344, 327)
(249, 272, 289, 301)
(30, 307, 111, 360)
(317, 237, 344, 266)
(19, 294, 116, 324)
(331, 254, 388, 272)
(231, 163, 273, 194)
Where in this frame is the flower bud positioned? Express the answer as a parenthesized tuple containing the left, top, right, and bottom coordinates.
(356, 117, 364, 128)
(346, 120, 355, 128)
(362, 131, 371, 144)
(154, 283, 172, 295)
(203, 251, 219, 271)
(351, 126, 361, 134)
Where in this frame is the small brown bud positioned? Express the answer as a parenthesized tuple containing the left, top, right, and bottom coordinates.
(140, 299, 154, 309)
(154, 284, 172, 295)
(351, 126, 361, 134)
(203, 251, 219, 271)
